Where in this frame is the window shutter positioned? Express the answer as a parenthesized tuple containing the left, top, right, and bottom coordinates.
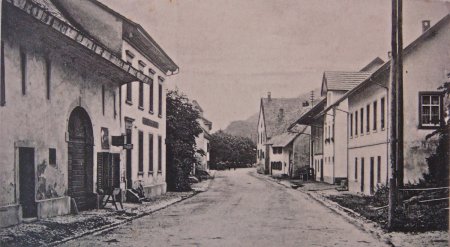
(97, 152, 104, 192)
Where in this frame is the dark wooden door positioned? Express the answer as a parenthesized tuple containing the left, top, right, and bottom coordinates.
(320, 159, 324, 182)
(361, 158, 365, 193)
(126, 128, 132, 189)
(19, 147, 36, 218)
(112, 153, 121, 188)
(68, 107, 93, 210)
(370, 157, 375, 195)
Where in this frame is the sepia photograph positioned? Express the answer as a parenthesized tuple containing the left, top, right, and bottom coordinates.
(0, 0, 449, 246)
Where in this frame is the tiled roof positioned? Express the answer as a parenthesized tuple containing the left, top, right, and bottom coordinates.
(262, 97, 308, 139)
(266, 132, 299, 147)
(323, 71, 372, 92)
(322, 14, 450, 113)
(289, 98, 326, 128)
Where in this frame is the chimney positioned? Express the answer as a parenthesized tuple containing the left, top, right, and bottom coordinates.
(422, 20, 431, 33)
(278, 108, 284, 122)
(268, 92, 271, 101)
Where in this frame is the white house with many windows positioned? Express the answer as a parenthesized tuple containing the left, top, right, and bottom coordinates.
(318, 15, 450, 194)
(52, 0, 179, 199)
(343, 16, 450, 194)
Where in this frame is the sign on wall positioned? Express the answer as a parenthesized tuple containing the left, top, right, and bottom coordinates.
(101, 127, 110, 149)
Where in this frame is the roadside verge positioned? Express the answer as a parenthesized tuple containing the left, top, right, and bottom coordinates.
(0, 176, 215, 247)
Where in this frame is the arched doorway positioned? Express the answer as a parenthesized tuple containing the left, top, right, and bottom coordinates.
(68, 107, 94, 210)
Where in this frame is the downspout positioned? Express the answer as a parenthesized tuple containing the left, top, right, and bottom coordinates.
(346, 110, 349, 189)
(332, 108, 336, 184)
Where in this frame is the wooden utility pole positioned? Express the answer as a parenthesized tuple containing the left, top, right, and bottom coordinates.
(396, 0, 404, 192)
(388, 0, 403, 230)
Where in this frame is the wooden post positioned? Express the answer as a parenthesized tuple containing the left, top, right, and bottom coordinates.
(396, 0, 404, 193)
(388, 0, 398, 230)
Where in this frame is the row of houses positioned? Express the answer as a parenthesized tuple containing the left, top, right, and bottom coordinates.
(258, 14, 450, 196)
(0, 0, 211, 228)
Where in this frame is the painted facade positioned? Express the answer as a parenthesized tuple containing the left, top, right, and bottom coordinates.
(52, 0, 178, 200)
(120, 42, 168, 198)
(347, 73, 390, 194)
(256, 102, 267, 172)
(256, 93, 310, 176)
(0, 0, 177, 227)
(0, 0, 145, 227)
(319, 71, 371, 184)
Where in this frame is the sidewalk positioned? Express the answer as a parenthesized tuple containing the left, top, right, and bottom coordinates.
(0, 174, 215, 247)
(260, 173, 448, 247)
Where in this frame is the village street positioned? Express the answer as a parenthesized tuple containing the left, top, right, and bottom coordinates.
(62, 169, 387, 247)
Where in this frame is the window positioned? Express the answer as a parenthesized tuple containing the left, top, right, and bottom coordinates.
(354, 158, 358, 179)
(419, 92, 442, 128)
(377, 156, 381, 183)
(149, 134, 154, 173)
(102, 85, 105, 116)
(49, 148, 56, 166)
(273, 147, 282, 154)
(20, 48, 26, 95)
(373, 101, 377, 131)
(113, 92, 117, 119)
(138, 82, 144, 109)
(158, 136, 162, 172)
(125, 51, 134, 104)
(149, 78, 154, 113)
(381, 97, 385, 130)
(1, 41, 5, 106)
(366, 104, 370, 133)
(158, 80, 163, 117)
(349, 113, 353, 137)
(45, 57, 51, 100)
(126, 83, 132, 103)
(138, 131, 143, 174)
(360, 108, 364, 134)
(332, 123, 334, 139)
(355, 111, 358, 135)
(138, 60, 146, 72)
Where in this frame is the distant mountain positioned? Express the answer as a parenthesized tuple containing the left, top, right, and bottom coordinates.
(224, 114, 259, 143)
(223, 88, 322, 144)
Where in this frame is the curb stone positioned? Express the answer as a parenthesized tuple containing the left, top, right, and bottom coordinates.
(49, 175, 218, 246)
(47, 193, 197, 246)
(252, 172, 395, 247)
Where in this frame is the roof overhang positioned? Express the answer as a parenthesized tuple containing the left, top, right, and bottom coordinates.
(288, 98, 326, 130)
(123, 22, 179, 75)
(5, 0, 153, 86)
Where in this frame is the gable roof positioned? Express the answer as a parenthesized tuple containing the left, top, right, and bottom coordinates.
(266, 132, 300, 147)
(321, 71, 372, 96)
(261, 97, 308, 139)
(89, 0, 178, 75)
(267, 125, 309, 147)
(288, 98, 326, 129)
(323, 13, 450, 113)
(360, 57, 385, 72)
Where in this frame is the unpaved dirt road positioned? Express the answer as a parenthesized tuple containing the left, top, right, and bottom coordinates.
(63, 169, 387, 247)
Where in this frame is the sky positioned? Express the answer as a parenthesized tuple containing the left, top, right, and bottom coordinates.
(100, 0, 449, 131)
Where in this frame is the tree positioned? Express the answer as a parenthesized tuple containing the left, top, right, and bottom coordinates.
(166, 89, 203, 191)
(209, 131, 256, 168)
